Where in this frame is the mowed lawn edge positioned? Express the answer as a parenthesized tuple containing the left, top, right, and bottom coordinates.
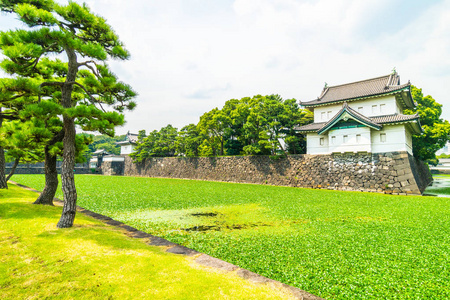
(12, 174, 450, 300)
(0, 183, 299, 300)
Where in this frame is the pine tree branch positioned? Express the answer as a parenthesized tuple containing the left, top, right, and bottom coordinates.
(66, 81, 95, 101)
(66, 81, 106, 113)
(0, 114, 19, 120)
(5, 157, 20, 182)
(77, 60, 100, 77)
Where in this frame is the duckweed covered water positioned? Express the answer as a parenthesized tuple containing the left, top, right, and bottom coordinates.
(12, 174, 450, 300)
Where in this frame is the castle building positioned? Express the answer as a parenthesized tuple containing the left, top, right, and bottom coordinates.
(296, 73, 423, 155)
(117, 131, 139, 155)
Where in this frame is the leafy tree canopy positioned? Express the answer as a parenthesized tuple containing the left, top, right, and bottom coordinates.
(405, 86, 450, 161)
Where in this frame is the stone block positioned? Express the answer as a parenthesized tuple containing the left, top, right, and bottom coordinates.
(398, 174, 414, 182)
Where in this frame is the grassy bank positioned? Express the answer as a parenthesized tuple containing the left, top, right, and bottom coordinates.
(13, 174, 450, 299)
(0, 183, 294, 300)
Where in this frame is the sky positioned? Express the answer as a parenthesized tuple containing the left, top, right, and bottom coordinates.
(1, 0, 449, 135)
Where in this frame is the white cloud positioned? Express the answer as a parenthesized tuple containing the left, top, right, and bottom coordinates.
(1, 0, 449, 134)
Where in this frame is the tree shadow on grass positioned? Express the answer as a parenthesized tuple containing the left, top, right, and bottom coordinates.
(0, 202, 62, 220)
(36, 224, 158, 253)
(1, 201, 155, 253)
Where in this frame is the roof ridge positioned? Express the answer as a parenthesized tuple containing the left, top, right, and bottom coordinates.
(324, 74, 392, 90)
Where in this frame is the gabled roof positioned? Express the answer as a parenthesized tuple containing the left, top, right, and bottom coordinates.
(301, 73, 414, 108)
(317, 102, 381, 135)
(295, 111, 422, 134)
(116, 131, 139, 145)
(92, 149, 110, 156)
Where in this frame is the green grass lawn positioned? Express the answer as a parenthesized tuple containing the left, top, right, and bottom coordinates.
(0, 183, 297, 300)
(12, 174, 450, 299)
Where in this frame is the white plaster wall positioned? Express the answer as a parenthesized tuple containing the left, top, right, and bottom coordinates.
(371, 124, 411, 154)
(103, 156, 125, 162)
(313, 95, 400, 123)
(328, 127, 371, 153)
(405, 127, 413, 154)
(120, 144, 135, 155)
(307, 133, 329, 155)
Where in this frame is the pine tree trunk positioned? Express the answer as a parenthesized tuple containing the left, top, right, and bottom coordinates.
(0, 112, 7, 189)
(57, 47, 78, 228)
(34, 149, 57, 205)
(5, 157, 19, 182)
(0, 146, 7, 189)
(57, 116, 77, 228)
(34, 129, 64, 206)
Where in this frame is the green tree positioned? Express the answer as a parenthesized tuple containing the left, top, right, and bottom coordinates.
(0, 119, 45, 182)
(131, 125, 178, 162)
(281, 98, 313, 154)
(198, 108, 230, 156)
(0, 77, 42, 188)
(176, 124, 203, 157)
(0, 0, 136, 227)
(405, 86, 450, 161)
(240, 95, 312, 155)
(85, 134, 124, 156)
(221, 98, 248, 155)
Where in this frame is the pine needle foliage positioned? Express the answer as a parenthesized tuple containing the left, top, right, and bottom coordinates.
(0, 0, 137, 226)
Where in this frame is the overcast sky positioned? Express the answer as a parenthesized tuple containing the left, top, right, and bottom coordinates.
(1, 0, 449, 135)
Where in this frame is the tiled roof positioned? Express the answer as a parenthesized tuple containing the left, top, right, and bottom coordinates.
(294, 122, 324, 132)
(92, 149, 110, 155)
(317, 102, 381, 134)
(301, 73, 412, 107)
(127, 133, 139, 143)
(371, 114, 419, 124)
(116, 132, 139, 145)
(295, 113, 421, 132)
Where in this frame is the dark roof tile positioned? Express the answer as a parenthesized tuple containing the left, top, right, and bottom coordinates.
(295, 113, 420, 132)
(301, 74, 412, 107)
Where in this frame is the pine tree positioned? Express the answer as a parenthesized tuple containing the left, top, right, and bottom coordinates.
(0, 0, 136, 227)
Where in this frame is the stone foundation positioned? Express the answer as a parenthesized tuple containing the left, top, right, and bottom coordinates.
(5, 161, 89, 175)
(122, 151, 432, 195)
(102, 160, 125, 176)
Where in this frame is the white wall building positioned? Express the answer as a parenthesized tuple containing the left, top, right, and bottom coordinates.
(296, 73, 423, 155)
(117, 131, 139, 155)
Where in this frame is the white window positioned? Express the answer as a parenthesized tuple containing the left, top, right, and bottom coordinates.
(356, 134, 361, 143)
(380, 104, 386, 113)
(327, 111, 332, 119)
(358, 107, 363, 113)
(331, 136, 336, 145)
(320, 137, 325, 146)
(321, 112, 326, 120)
(372, 105, 378, 114)
(343, 135, 348, 143)
(380, 133, 386, 142)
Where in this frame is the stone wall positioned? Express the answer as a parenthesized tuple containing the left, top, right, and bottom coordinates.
(102, 160, 125, 176)
(123, 151, 432, 195)
(5, 161, 90, 175)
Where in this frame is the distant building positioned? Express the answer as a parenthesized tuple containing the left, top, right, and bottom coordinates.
(117, 131, 139, 155)
(296, 72, 423, 155)
(89, 149, 110, 171)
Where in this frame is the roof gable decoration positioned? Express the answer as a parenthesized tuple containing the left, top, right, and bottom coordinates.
(317, 102, 382, 135)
